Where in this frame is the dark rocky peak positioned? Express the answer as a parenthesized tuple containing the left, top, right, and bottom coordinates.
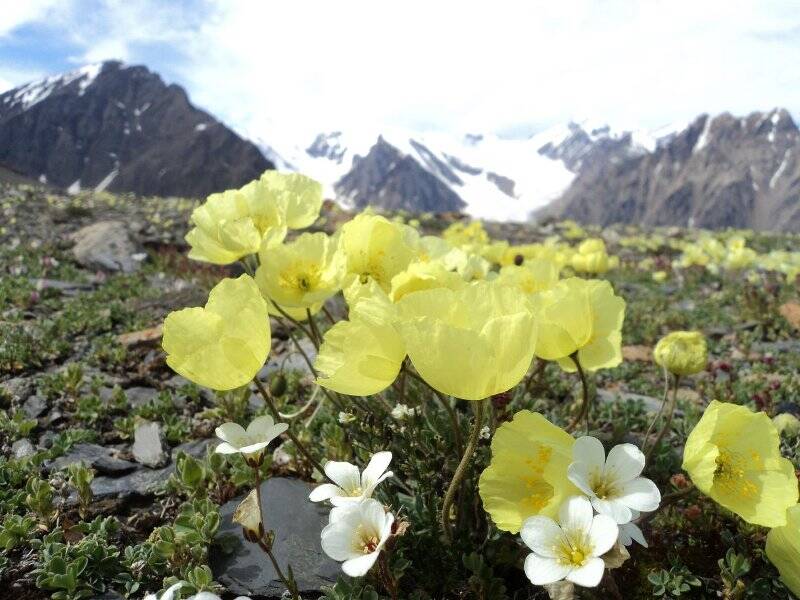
(306, 131, 347, 163)
(335, 136, 465, 212)
(537, 121, 644, 172)
(0, 61, 272, 198)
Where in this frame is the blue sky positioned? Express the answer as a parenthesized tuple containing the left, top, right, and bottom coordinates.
(2, 0, 799, 141)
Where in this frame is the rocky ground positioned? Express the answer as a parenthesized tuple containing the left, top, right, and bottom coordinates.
(1, 183, 800, 599)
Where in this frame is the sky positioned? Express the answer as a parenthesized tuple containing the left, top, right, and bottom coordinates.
(1, 0, 799, 141)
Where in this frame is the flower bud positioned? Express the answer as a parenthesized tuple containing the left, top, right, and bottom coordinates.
(653, 331, 707, 376)
(773, 413, 800, 437)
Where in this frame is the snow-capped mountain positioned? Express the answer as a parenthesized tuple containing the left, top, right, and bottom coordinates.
(0, 61, 271, 197)
(540, 108, 800, 231)
(253, 121, 658, 221)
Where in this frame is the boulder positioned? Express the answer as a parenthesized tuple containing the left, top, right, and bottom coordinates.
(71, 220, 141, 273)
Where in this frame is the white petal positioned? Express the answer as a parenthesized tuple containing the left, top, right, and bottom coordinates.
(587, 514, 618, 557)
(190, 593, 224, 600)
(620, 522, 647, 548)
(361, 451, 392, 488)
(342, 551, 380, 577)
(246, 415, 276, 436)
(377, 512, 395, 548)
(591, 497, 632, 525)
(214, 441, 241, 454)
(238, 441, 270, 455)
(215, 422, 246, 445)
(567, 462, 596, 497)
(364, 470, 393, 497)
(566, 557, 605, 587)
(160, 582, 185, 600)
(524, 553, 572, 585)
(559, 495, 594, 533)
(618, 477, 661, 513)
(329, 494, 366, 507)
(329, 503, 362, 524)
(520, 516, 563, 558)
(604, 443, 645, 483)
(361, 498, 389, 533)
(572, 436, 606, 473)
(324, 461, 361, 492)
(309, 483, 344, 503)
(320, 522, 359, 561)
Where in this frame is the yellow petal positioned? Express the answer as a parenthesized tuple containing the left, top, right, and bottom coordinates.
(163, 275, 271, 390)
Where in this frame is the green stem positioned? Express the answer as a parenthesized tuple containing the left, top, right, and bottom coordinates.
(284, 327, 343, 411)
(566, 353, 591, 433)
(641, 366, 671, 453)
(252, 377, 334, 484)
(306, 307, 323, 346)
(645, 375, 681, 463)
(403, 366, 464, 456)
(440, 399, 486, 543)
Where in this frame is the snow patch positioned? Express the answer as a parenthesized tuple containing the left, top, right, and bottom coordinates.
(95, 169, 118, 192)
(195, 123, 208, 132)
(8, 63, 103, 111)
(770, 149, 791, 189)
(67, 180, 81, 195)
(693, 117, 712, 153)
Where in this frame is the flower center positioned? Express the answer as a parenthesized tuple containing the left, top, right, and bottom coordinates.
(521, 446, 555, 512)
(713, 448, 759, 499)
(347, 485, 364, 497)
(354, 525, 380, 554)
(555, 534, 592, 567)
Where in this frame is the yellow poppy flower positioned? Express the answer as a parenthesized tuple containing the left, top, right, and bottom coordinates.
(255, 232, 343, 309)
(653, 331, 707, 376)
(186, 179, 287, 264)
(766, 504, 800, 597)
(162, 275, 271, 390)
(338, 213, 419, 292)
(496, 258, 560, 296)
(389, 260, 465, 302)
(532, 278, 625, 372)
(479, 410, 579, 533)
(396, 281, 536, 400)
(258, 171, 323, 229)
(314, 295, 405, 396)
(682, 400, 798, 527)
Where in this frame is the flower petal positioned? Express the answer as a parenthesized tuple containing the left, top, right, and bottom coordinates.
(620, 522, 647, 548)
(618, 477, 661, 513)
(559, 495, 594, 534)
(566, 557, 605, 587)
(523, 553, 572, 585)
(587, 514, 619, 556)
(309, 483, 345, 503)
(361, 451, 393, 489)
(342, 551, 381, 577)
(604, 443, 645, 483)
(591, 497, 632, 525)
(320, 522, 358, 561)
(567, 462, 596, 497)
(214, 441, 241, 455)
(520, 516, 564, 558)
(215, 422, 246, 446)
(572, 436, 606, 473)
(324, 461, 361, 492)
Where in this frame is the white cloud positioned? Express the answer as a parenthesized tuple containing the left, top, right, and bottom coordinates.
(0, 0, 61, 37)
(4, 0, 800, 139)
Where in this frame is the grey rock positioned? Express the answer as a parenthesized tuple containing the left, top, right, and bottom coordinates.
(753, 340, 800, 354)
(124, 386, 159, 409)
(211, 478, 339, 598)
(12, 438, 35, 459)
(0, 376, 33, 402)
(46, 443, 137, 475)
(132, 421, 169, 468)
(596, 389, 664, 414)
(31, 278, 95, 297)
(89, 438, 212, 501)
(22, 394, 48, 418)
(71, 220, 141, 273)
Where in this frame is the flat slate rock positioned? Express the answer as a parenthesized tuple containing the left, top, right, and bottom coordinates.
(46, 443, 138, 475)
(211, 477, 339, 599)
(70, 220, 141, 273)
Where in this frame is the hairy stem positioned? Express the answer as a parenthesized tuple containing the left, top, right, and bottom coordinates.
(641, 366, 671, 453)
(252, 377, 334, 484)
(566, 353, 591, 433)
(440, 399, 486, 543)
(645, 375, 681, 463)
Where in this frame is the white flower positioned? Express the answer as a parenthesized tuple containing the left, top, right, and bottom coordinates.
(567, 437, 661, 524)
(618, 511, 648, 548)
(309, 451, 393, 505)
(390, 404, 416, 420)
(143, 582, 251, 600)
(338, 411, 356, 424)
(320, 498, 395, 577)
(521, 495, 619, 588)
(214, 415, 288, 457)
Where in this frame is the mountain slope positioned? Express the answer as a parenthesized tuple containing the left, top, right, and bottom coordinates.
(0, 61, 272, 198)
(540, 109, 800, 231)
